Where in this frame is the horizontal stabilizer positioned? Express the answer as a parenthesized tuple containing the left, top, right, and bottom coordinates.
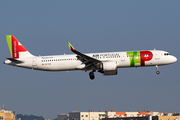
(7, 58, 24, 63)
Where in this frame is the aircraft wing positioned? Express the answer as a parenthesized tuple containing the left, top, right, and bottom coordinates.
(67, 41, 101, 69)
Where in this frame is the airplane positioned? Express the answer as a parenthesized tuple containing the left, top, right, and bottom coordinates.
(4, 35, 177, 80)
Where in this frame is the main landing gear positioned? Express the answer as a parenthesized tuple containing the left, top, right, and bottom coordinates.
(156, 65, 160, 74)
(89, 71, 95, 80)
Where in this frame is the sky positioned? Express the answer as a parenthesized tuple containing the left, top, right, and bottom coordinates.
(0, 0, 180, 119)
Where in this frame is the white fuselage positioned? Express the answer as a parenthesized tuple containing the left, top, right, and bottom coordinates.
(4, 50, 177, 71)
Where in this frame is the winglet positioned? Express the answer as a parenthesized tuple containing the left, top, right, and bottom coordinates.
(67, 41, 75, 51)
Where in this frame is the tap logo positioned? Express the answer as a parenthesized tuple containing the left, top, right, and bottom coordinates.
(127, 51, 153, 66)
(13, 40, 17, 58)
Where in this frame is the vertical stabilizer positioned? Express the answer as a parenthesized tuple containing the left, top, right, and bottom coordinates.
(6, 35, 34, 59)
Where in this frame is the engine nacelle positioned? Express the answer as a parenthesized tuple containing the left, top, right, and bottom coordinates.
(99, 61, 117, 75)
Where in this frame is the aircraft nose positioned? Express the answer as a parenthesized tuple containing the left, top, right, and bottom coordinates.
(171, 56, 177, 63)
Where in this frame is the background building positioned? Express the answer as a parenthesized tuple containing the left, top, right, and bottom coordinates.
(68, 111, 106, 120)
(0, 108, 15, 120)
(58, 111, 162, 120)
(102, 116, 180, 120)
(106, 111, 162, 118)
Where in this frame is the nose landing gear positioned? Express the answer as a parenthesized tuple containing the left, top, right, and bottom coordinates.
(156, 65, 160, 74)
(89, 71, 95, 80)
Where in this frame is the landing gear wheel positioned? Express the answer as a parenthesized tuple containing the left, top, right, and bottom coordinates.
(156, 71, 160, 74)
(89, 72, 95, 80)
(155, 65, 160, 75)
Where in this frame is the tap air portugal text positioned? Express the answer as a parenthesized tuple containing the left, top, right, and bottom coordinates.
(4, 35, 177, 80)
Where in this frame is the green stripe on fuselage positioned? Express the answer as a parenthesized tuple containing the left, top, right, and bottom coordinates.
(6, 35, 13, 58)
(127, 51, 141, 66)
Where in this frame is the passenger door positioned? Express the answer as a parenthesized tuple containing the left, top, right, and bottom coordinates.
(155, 51, 160, 60)
(32, 58, 37, 67)
(121, 52, 126, 61)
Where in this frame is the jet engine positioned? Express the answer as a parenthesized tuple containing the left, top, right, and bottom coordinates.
(98, 61, 117, 75)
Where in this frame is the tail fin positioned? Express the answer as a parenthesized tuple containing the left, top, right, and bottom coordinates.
(6, 35, 34, 59)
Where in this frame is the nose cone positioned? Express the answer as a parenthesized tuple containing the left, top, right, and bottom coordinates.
(171, 56, 177, 63)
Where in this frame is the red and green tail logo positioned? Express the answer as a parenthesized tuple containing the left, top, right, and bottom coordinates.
(6, 35, 27, 59)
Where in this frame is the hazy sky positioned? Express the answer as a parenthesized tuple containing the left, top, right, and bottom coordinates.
(0, 1, 180, 119)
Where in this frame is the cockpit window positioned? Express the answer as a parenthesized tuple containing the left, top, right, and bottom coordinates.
(164, 53, 169, 56)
